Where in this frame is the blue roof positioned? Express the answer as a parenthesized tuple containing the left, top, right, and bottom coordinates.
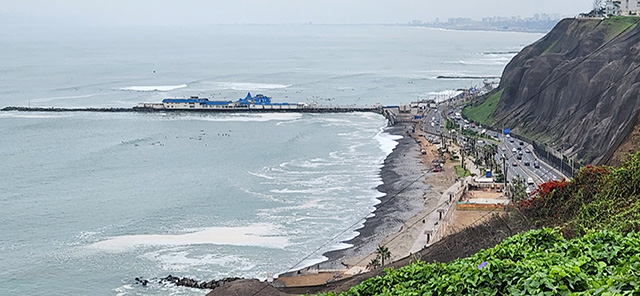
(204, 101, 232, 105)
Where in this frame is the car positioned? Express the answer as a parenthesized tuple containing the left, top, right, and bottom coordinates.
(512, 148, 517, 153)
(534, 161, 540, 168)
(512, 162, 518, 166)
(527, 177, 535, 185)
(517, 154, 522, 160)
(509, 139, 515, 143)
(525, 149, 531, 153)
(517, 147, 522, 151)
(524, 161, 530, 166)
(501, 147, 506, 151)
(526, 188, 532, 195)
(519, 141, 524, 145)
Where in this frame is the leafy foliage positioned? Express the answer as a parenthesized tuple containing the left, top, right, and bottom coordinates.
(316, 228, 640, 296)
(376, 245, 391, 267)
(519, 151, 640, 236)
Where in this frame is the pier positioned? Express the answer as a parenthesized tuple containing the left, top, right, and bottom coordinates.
(1, 105, 383, 114)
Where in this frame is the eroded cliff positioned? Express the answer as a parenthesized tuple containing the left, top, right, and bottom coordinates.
(491, 17, 640, 164)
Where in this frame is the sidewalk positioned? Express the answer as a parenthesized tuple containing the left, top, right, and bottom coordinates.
(410, 178, 467, 253)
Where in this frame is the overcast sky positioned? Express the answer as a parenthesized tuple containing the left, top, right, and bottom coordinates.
(0, 0, 593, 26)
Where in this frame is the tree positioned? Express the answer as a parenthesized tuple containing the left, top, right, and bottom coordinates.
(367, 257, 381, 270)
(510, 175, 529, 204)
(376, 245, 391, 267)
(593, 0, 603, 10)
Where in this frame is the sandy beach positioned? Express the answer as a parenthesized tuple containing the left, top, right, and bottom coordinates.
(276, 115, 459, 286)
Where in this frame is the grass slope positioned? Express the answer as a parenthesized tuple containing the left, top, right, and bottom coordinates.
(462, 89, 503, 125)
(601, 16, 638, 41)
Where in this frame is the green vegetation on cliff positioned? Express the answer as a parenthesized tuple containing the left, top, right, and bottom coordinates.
(462, 89, 502, 125)
(602, 16, 638, 41)
(519, 151, 640, 235)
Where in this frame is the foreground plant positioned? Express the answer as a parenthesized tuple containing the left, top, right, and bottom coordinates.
(317, 228, 640, 296)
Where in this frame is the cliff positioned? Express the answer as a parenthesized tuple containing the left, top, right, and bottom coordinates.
(489, 17, 640, 165)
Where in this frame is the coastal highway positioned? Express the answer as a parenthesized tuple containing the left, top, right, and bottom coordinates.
(421, 104, 566, 193)
(498, 135, 564, 192)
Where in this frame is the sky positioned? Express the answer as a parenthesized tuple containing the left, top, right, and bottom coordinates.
(0, 0, 593, 26)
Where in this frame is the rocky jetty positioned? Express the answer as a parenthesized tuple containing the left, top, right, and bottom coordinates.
(160, 275, 243, 290)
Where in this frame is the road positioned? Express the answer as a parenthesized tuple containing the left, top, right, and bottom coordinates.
(419, 104, 566, 193)
(498, 135, 564, 192)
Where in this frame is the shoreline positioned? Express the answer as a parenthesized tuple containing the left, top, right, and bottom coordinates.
(278, 116, 457, 283)
(319, 120, 429, 269)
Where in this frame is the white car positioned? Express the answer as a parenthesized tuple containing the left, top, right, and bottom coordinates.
(527, 177, 534, 185)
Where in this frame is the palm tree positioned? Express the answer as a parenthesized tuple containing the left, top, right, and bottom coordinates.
(367, 257, 381, 270)
(376, 245, 391, 267)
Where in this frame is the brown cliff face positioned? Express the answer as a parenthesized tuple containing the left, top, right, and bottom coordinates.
(493, 17, 640, 164)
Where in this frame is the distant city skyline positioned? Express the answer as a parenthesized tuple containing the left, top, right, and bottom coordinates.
(0, 0, 593, 26)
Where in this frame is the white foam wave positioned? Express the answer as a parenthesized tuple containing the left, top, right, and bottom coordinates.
(30, 93, 97, 103)
(210, 82, 290, 91)
(167, 113, 302, 122)
(142, 248, 256, 272)
(374, 128, 402, 157)
(119, 84, 187, 92)
(86, 223, 289, 252)
(270, 186, 348, 195)
(451, 59, 510, 66)
(0, 112, 73, 119)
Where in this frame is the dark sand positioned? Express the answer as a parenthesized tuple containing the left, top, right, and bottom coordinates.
(316, 120, 431, 270)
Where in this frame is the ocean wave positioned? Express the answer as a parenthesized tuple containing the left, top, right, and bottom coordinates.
(270, 186, 349, 195)
(374, 128, 402, 156)
(209, 82, 291, 91)
(450, 59, 510, 66)
(142, 248, 256, 272)
(85, 223, 289, 252)
(0, 112, 73, 119)
(30, 93, 98, 103)
(119, 84, 187, 92)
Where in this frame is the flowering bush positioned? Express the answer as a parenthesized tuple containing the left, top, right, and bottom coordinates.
(518, 151, 640, 235)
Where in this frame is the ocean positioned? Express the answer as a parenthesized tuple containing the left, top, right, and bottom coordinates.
(0, 24, 542, 295)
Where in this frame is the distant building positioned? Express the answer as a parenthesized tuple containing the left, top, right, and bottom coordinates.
(606, 0, 640, 15)
(606, 0, 621, 15)
(620, 0, 640, 13)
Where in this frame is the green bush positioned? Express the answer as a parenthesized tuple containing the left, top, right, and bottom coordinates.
(317, 229, 640, 296)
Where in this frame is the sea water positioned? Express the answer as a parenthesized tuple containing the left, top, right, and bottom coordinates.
(0, 24, 542, 295)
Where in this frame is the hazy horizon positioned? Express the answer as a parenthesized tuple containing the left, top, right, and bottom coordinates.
(0, 0, 592, 26)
